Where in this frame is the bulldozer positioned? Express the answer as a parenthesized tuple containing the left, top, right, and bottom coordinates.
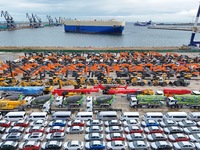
(151, 76, 169, 86)
(130, 76, 148, 86)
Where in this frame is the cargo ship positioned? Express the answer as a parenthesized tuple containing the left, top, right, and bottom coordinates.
(63, 19, 125, 34)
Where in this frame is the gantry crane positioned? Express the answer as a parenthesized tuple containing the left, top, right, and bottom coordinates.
(26, 13, 33, 27)
(47, 15, 54, 26)
(188, 4, 200, 48)
(1, 11, 15, 29)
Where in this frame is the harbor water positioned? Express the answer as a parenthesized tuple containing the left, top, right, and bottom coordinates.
(0, 22, 198, 47)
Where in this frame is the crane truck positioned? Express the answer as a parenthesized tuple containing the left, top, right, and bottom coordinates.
(166, 95, 200, 109)
(130, 95, 166, 108)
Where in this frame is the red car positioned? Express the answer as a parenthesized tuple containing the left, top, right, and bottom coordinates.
(45, 126, 65, 133)
(19, 141, 41, 150)
(106, 133, 126, 141)
(67, 120, 85, 127)
(25, 126, 45, 133)
(0, 120, 11, 127)
(124, 126, 143, 134)
(144, 126, 163, 134)
(11, 120, 29, 127)
(168, 133, 189, 142)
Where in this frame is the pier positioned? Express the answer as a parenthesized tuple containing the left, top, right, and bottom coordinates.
(148, 25, 194, 31)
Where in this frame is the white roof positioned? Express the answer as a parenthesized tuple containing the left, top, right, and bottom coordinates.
(93, 141, 101, 144)
(137, 141, 145, 145)
(71, 141, 79, 145)
(49, 141, 58, 145)
(113, 133, 121, 136)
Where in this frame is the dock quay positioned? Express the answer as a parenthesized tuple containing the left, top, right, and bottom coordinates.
(148, 25, 194, 31)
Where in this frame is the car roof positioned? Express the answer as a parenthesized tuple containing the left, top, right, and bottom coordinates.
(92, 141, 101, 144)
(4, 141, 14, 145)
(71, 141, 79, 145)
(26, 141, 36, 145)
(91, 133, 100, 136)
(49, 141, 58, 145)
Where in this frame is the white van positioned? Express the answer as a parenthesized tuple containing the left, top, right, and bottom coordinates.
(143, 112, 163, 121)
(96, 111, 118, 121)
(51, 111, 71, 121)
(4, 111, 27, 122)
(188, 112, 200, 121)
(163, 112, 188, 121)
(120, 112, 140, 121)
(28, 112, 48, 121)
(75, 112, 93, 121)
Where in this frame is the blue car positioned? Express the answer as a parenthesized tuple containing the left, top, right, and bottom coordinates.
(141, 120, 159, 127)
(85, 141, 105, 150)
(48, 120, 66, 127)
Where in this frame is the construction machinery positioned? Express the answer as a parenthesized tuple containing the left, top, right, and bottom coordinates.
(0, 99, 26, 110)
(163, 88, 192, 97)
(56, 95, 84, 108)
(129, 76, 148, 86)
(166, 95, 200, 109)
(93, 95, 115, 108)
(46, 76, 60, 85)
(130, 95, 166, 108)
(173, 78, 190, 87)
(151, 76, 169, 86)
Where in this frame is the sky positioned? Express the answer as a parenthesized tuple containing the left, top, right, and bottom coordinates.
(0, 0, 200, 23)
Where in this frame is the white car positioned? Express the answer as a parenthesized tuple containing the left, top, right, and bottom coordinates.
(105, 126, 123, 134)
(85, 126, 103, 133)
(23, 132, 45, 142)
(63, 140, 84, 150)
(107, 141, 127, 150)
(105, 120, 122, 127)
(178, 120, 197, 127)
(29, 119, 48, 127)
(183, 126, 200, 134)
(173, 141, 195, 150)
(123, 119, 140, 127)
(189, 133, 200, 142)
(159, 120, 178, 127)
(19, 141, 41, 150)
(41, 141, 62, 150)
(86, 120, 103, 127)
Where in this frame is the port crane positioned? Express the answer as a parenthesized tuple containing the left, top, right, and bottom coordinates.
(188, 4, 200, 48)
(47, 15, 54, 26)
(35, 14, 42, 27)
(1, 11, 15, 29)
(26, 13, 33, 27)
(55, 17, 62, 26)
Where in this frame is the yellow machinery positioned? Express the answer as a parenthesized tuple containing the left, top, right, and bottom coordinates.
(101, 76, 113, 84)
(44, 85, 53, 94)
(0, 77, 19, 86)
(46, 76, 60, 85)
(152, 77, 169, 86)
(0, 100, 26, 110)
(130, 76, 148, 86)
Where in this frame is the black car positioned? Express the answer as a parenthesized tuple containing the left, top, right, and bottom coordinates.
(0, 141, 18, 150)
(41, 141, 62, 150)
(0, 127, 5, 134)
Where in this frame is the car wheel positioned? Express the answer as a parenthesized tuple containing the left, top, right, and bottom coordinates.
(77, 149, 80, 150)
(121, 149, 125, 150)
(109, 149, 112, 150)
(65, 149, 68, 150)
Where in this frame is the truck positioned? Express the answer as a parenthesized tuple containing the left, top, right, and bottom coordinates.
(93, 95, 115, 108)
(166, 95, 200, 109)
(130, 95, 166, 108)
(55, 95, 84, 108)
(29, 94, 54, 108)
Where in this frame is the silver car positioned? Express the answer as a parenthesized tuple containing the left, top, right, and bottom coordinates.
(183, 126, 200, 134)
(6, 126, 25, 133)
(173, 141, 195, 150)
(85, 126, 103, 133)
(0, 141, 18, 150)
(46, 132, 65, 141)
(85, 133, 103, 141)
(107, 141, 127, 150)
(23, 132, 45, 142)
(41, 141, 62, 150)
(66, 126, 84, 134)
(30, 119, 48, 127)
(178, 120, 196, 127)
(159, 120, 178, 128)
(86, 120, 103, 127)
(2, 132, 22, 141)
(123, 119, 140, 127)
(147, 133, 167, 142)
(63, 140, 84, 150)
(105, 120, 122, 127)
(128, 141, 149, 150)
(189, 133, 200, 142)
(126, 133, 146, 141)
(150, 141, 173, 150)
(105, 126, 123, 134)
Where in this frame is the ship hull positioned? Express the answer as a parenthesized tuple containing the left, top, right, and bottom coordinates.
(63, 20, 125, 34)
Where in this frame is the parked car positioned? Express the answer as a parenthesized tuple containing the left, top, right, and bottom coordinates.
(18, 141, 41, 150)
(46, 132, 65, 141)
(46, 126, 65, 134)
(147, 133, 167, 142)
(0, 141, 18, 150)
(128, 141, 149, 150)
(195, 142, 200, 150)
(6, 126, 24, 133)
(126, 133, 146, 141)
(164, 126, 183, 134)
(183, 126, 200, 134)
(85, 141, 105, 150)
(141, 120, 159, 127)
(85, 126, 103, 134)
(86, 120, 103, 127)
(85, 133, 103, 141)
(106, 141, 127, 150)
(0, 127, 5, 134)
(11, 120, 29, 127)
(105, 126, 123, 134)
(150, 141, 173, 150)
(67, 120, 85, 127)
(106, 133, 125, 141)
(25, 126, 45, 133)
(173, 141, 195, 150)
(124, 126, 143, 134)
(30, 120, 48, 127)
(66, 126, 84, 134)
(123, 119, 140, 127)
(2, 132, 22, 141)
(189, 133, 200, 142)
(144, 126, 163, 134)
(0, 120, 11, 127)
(168, 133, 189, 142)
(41, 141, 62, 150)
(48, 120, 66, 127)
(63, 140, 84, 150)
(159, 120, 178, 128)
(178, 120, 197, 127)
(104, 120, 122, 127)
(23, 132, 45, 142)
